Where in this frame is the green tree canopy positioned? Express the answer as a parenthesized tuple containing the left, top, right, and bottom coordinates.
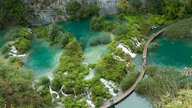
(0, 0, 26, 28)
(0, 62, 44, 108)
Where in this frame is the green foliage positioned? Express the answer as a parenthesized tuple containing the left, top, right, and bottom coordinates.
(113, 48, 131, 62)
(88, 77, 111, 107)
(0, 62, 44, 108)
(164, 17, 192, 38)
(4, 27, 31, 54)
(163, 0, 186, 19)
(15, 38, 30, 54)
(90, 16, 115, 32)
(53, 39, 86, 94)
(48, 23, 65, 43)
(129, 0, 142, 12)
(135, 66, 184, 101)
(33, 25, 48, 38)
(0, 0, 27, 28)
(8, 56, 24, 66)
(112, 24, 129, 36)
(38, 76, 51, 86)
(89, 35, 111, 46)
(108, 42, 117, 53)
(48, 23, 73, 47)
(65, 1, 99, 20)
(34, 23, 73, 48)
(63, 97, 88, 108)
(147, 14, 167, 25)
(5, 27, 31, 41)
(120, 70, 140, 92)
(95, 54, 127, 83)
(148, 42, 159, 51)
(118, 0, 133, 14)
(135, 42, 144, 53)
(0, 44, 10, 54)
(145, 0, 165, 14)
(157, 89, 192, 108)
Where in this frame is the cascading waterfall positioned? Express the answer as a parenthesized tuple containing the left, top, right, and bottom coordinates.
(117, 43, 137, 58)
(86, 88, 95, 108)
(49, 86, 60, 101)
(131, 37, 141, 47)
(59, 85, 69, 96)
(73, 88, 77, 98)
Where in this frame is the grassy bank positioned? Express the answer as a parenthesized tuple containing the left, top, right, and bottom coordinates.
(164, 17, 192, 38)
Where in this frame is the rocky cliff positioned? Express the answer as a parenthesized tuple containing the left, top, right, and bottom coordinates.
(24, 0, 118, 26)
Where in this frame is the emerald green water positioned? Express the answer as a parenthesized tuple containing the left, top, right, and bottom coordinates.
(59, 19, 97, 48)
(22, 39, 62, 78)
(59, 19, 109, 64)
(133, 36, 192, 70)
(15, 18, 192, 107)
(115, 92, 153, 108)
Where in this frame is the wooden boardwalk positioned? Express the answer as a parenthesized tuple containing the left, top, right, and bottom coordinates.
(100, 28, 166, 108)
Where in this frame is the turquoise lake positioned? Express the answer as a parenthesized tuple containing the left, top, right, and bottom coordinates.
(1, 19, 192, 107)
(59, 19, 109, 64)
(22, 39, 62, 78)
(133, 36, 192, 71)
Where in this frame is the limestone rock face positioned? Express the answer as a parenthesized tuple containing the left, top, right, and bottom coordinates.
(24, 0, 119, 26)
(97, 0, 118, 15)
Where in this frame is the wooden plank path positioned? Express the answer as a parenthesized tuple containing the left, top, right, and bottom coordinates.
(100, 28, 166, 108)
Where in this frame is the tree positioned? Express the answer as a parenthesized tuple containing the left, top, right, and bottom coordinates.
(163, 0, 186, 19)
(130, 0, 142, 12)
(0, 62, 44, 108)
(157, 89, 192, 108)
(0, 0, 26, 28)
(145, 0, 165, 14)
(118, 0, 133, 14)
(65, 1, 99, 20)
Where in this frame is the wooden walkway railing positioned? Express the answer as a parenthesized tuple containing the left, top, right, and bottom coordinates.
(100, 28, 166, 108)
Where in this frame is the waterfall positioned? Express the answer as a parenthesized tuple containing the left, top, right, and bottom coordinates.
(49, 86, 60, 101)
(117, 43, 137, 58)
(59, 85, 69, 96)
(85, 88, 95, 108)
(85, 68, 95, 80)
(100, 78, 118, 97)
(131, 37, 141, 47)
(73, 88, 77, 98)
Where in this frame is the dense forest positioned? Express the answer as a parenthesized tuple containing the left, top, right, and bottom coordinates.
(0, 0, 192, 108)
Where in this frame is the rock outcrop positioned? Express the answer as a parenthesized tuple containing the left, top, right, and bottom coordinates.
(24, 0, 119, 26)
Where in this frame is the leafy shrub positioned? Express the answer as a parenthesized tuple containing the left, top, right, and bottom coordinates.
(15, 38, 30, 54)
(90, 16, 114, 31)
(8, 56, 24, 66)
(135, 66, 182, 101)
(148, 42, 159, 50)
(120, 70, 140, 92)
(0, 0, 26, 28)
(89, 35, 111, 46)
(95, 54, 127, 83)
(164, 17, 192, 38)
(66, 1, 99, 20)
(1, 45, 10, 54)
(112, 24, 129, 36)
(4, 27, 31, 54)
(38, 76, 51, 86)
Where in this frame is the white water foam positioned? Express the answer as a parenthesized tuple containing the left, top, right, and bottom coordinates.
(85, 68, 95, 80)
(117, 43, 136, 58)
(100, 78, 118, 97)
